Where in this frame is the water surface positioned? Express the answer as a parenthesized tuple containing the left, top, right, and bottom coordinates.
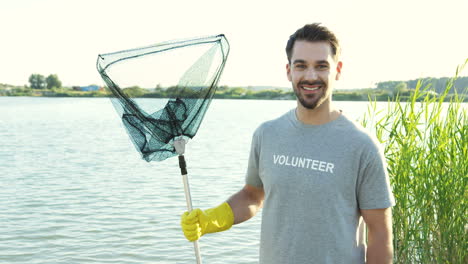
(0, 97, 376, 263)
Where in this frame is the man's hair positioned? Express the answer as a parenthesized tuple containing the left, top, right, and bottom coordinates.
(286, 23, 340, 63)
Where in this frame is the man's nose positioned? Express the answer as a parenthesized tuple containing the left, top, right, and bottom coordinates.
(305, 69, 318, 80)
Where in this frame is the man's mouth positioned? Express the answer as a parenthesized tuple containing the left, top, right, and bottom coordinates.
(300, 83, 323, 92)
(299, 81, 324, 91)
(302, 85, 321, 91)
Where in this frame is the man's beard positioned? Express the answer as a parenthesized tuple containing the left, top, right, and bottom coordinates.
(293, 81, 327, 110)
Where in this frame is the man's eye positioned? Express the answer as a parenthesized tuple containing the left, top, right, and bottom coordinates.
(317, 65, 329, 70)
(295, 64, 306, 69)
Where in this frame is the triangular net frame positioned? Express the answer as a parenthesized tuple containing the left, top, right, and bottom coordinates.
(96, 35, 230, 162)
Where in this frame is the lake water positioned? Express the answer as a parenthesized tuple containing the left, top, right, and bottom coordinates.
(0, 97, 433, 264)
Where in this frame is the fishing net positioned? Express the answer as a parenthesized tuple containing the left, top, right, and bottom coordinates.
(96, 35, 230, 162)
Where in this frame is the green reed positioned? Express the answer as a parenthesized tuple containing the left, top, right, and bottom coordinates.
(361, 60, 467, 263)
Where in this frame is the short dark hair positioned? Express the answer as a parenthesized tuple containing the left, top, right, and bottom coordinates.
(286, 23, 340, 63)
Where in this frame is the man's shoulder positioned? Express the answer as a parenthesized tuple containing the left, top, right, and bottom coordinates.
(339, 115, 372, 137)
(338, 114, 383, 152)
(257, 109, 293, 131)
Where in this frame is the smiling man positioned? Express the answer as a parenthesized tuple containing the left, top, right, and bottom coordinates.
(181, 23, 395, 264)
(288, 41, 339, 111)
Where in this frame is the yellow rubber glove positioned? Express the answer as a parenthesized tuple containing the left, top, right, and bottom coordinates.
(181, 202, 234, 241)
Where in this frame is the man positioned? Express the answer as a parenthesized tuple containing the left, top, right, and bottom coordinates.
(181, 23, 395, 264)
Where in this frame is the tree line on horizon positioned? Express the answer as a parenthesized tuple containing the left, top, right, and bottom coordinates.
(28, 73, 62, 90)
(376, 76, 468, 94)
(0, 73, 467, 101)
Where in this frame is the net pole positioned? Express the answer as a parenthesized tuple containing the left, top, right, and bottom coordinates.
(174, 138, 202, 264)
(179, 163, 202, 264)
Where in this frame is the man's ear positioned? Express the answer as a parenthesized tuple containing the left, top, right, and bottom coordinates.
(335, 61, 343, 81)
(286, 63, 292, 82)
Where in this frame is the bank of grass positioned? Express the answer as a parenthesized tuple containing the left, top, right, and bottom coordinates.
(0, 87, 110, 97)
(362, 60, 467, 263)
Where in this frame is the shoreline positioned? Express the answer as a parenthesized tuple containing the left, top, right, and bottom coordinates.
(1, 94, 466, 102)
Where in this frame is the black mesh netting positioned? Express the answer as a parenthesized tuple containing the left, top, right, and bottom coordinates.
(96, 35, 230, 162)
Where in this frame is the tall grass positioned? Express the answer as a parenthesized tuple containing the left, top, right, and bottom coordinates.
(362, 60, 467, 263)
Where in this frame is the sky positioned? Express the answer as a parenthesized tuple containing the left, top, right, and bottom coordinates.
(1, 0, 467, 90)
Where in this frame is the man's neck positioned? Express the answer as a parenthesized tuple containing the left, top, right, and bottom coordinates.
(295, 100, 341, 125)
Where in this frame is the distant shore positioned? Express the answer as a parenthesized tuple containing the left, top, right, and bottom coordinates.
(5, 71, 466, 102)
(1, 87, 466, 102)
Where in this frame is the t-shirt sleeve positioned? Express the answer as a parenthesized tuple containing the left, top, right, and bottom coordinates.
(245, 126, 263, 187)
(357, 148, 395, 209)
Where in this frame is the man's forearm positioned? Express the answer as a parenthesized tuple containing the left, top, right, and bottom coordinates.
(227, 185, 264, 224)
(366, 228, 393, 264)
(361, 207, 393, 264)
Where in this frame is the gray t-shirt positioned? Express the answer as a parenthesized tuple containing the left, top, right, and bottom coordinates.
(246, 109, 395, 264)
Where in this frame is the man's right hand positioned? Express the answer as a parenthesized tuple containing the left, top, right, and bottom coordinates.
(180, 202, 234, 241)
